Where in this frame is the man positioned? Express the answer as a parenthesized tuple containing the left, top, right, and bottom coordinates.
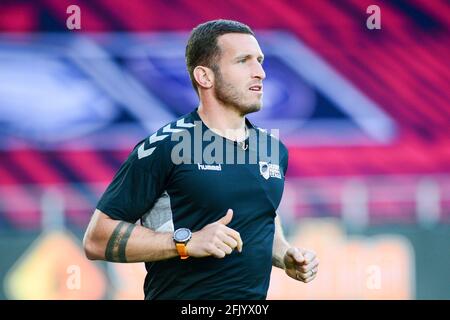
(83, 19, 319, 300)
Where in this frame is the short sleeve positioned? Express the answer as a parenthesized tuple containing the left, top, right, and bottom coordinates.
(96, 137, 173, 223)
(281, 143, 289, 176)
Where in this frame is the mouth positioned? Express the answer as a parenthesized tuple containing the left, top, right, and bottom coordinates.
(249, 84, 263, 93)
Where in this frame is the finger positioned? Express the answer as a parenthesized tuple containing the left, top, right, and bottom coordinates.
(218, 233, 238, 251)
(287, 247, 305, 265)
(296, 269, 317, 282)
(215, 241, 233, 255)
(299, 259, 319, 273)
(304, 267, 319, 282)
(301, 250, 316, 264)
(297, 267, 317, 279)
(208, 244, 226, 259)
(303, 272, 318, 283)
(295, 270, 309, 281)
(216, 209, 233, 225)
(223, 226, 243, 252)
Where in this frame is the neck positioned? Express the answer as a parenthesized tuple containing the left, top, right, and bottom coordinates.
(197, 101, 247, 142)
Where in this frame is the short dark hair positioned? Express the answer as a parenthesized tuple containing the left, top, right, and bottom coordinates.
(185, 19, 255, 94)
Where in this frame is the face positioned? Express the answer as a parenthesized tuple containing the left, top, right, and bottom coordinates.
(213, 33, 266, 116)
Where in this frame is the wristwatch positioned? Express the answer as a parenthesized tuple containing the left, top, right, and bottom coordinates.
(173, 228, 192, 259)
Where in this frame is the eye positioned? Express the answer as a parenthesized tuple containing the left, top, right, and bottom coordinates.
(238, 59, 247, 63)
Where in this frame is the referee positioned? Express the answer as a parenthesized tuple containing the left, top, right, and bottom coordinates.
(83, 19, 319, 300)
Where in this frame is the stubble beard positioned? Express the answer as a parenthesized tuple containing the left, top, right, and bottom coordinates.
(213, 68, 262, 117)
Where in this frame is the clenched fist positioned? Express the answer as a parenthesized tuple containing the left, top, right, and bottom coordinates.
(284, 247, 319, 283)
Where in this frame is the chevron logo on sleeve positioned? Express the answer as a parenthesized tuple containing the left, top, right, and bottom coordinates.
(137, 118, 195, 159)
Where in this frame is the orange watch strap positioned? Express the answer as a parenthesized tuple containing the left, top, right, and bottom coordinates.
(176, 243, 189, 259)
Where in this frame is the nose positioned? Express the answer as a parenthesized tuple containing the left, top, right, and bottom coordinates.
(252, 61, 266, 80)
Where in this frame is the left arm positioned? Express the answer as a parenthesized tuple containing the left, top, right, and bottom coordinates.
(272, 215, 319, 283)
(272, 215, 291, 269)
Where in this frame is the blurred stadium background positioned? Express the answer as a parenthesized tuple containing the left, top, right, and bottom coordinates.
(0, 0, 449, 299)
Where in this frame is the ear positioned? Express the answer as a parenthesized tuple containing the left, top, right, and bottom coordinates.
(193, 66, 214, 90)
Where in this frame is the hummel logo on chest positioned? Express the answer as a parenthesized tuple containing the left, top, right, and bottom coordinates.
(197, 164, 222, 171)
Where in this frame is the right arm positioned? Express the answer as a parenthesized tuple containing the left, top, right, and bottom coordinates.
(83, 208, 243, 263)
(85, 136, 242, 263)
(83, 209, 178, 262)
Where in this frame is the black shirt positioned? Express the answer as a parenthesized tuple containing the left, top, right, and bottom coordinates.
(97, 109, 289, 299)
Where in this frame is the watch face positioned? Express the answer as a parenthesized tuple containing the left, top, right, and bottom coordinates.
(174, 228, 191, 242)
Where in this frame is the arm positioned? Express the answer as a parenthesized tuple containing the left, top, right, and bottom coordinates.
(272, 215, 291, 269)
(83, 208, 243, 263)
(85, 136, 242, 263)
(272, 214, 319, 283)
(83, 209, 177, 262)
